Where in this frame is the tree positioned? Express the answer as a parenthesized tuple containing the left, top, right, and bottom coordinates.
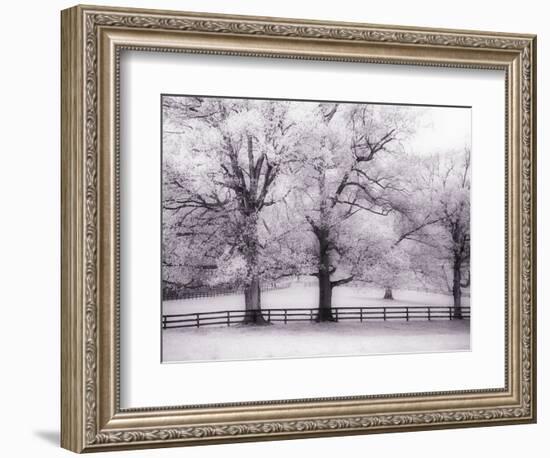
(162, 96, 302, 323)
(292, 103, 412, 320)
(368, 240, 412, 300)
(436, 150, 470, 318)
(394, 149, 471, 317)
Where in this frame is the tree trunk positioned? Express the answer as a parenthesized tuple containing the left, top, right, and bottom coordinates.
(383, 286, 394, 300)
(243, 275, 268, 324)
(452, 257, 463, 319)
(317, 269, 335, 322)
(241, 212, 268, 325)
(316, 227, 335, 322)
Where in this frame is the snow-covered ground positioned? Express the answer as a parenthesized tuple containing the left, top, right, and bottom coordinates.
(163, 284, 470, 315)
(162, 284, 470, 362)
(163, 320, 470, 362)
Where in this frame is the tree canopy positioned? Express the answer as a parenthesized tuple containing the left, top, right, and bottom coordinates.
(162, 95, 471, 321)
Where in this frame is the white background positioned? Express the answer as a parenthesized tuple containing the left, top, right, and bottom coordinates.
(0, 0, 546, 457)
(121, 53, 504, 407)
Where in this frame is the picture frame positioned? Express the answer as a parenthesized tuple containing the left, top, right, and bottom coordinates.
(61, 4, 537, 453)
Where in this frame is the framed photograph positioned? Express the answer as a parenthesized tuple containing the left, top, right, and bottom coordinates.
(61, 4, 537, 453)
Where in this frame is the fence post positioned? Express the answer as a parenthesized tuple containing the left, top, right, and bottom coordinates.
(196, 313, 200, 328)
(383, 307, 387, 321)
(428, 308, 431, 321)
(162, 315, 166, 329)
(310, 309, 313, 322)
(267, 309, 271, 323)
(227, 311, 230, 326)
(406, 307, 409, 322)
(360, 308, 363, 323)
(449, 307, 452, 320)
(284, 309, 287, 324)
(335, 308, 339, 322)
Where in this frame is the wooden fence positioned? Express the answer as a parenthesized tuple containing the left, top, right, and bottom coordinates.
(162, 306, 470, 329)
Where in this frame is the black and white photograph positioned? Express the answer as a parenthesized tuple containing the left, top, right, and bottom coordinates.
(161, 95, 471, 363)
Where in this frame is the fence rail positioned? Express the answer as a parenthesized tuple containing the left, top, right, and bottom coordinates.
(162, 306, 470, 329)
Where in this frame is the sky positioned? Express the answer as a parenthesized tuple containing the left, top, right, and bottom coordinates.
(405, 105, 471, 157)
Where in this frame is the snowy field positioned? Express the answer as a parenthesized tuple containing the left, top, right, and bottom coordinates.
(162, 284, 470, 363)
(162, 284, 470, 315)
(163, 320, 469, 362)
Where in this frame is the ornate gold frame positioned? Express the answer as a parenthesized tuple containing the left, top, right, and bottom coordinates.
(61, 4, 537, 453)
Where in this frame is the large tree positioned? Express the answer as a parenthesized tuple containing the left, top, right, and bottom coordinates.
(435, 150, 471, 317)
(393, 150, 471, 317)
(162, 96, 301, 323)
(293, 103, 412, 321)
